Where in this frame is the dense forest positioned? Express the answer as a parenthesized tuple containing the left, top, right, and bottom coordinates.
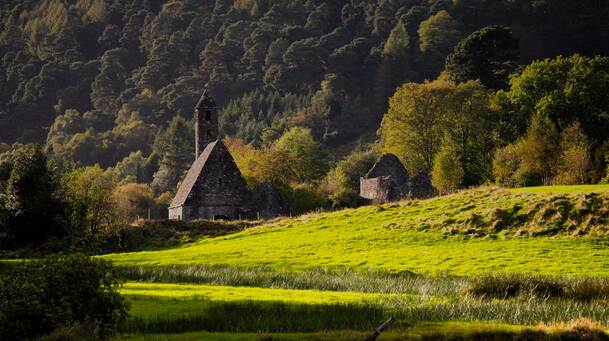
(1, 0, 609, 244)
(1, 0, 608, 155)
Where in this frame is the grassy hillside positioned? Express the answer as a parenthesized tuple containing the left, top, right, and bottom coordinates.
(102, 185, 609, 339)
(507, 184, 609, 194)
(103, 186, 609, 276)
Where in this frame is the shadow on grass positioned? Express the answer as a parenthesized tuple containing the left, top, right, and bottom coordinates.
(122, 301, 385, 334)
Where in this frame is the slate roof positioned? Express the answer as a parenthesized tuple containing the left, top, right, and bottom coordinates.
(170, 140, 219, 208)
(364, 153, 408, 179)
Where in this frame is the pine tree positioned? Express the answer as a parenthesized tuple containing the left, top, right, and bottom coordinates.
(151, 116, 193, 194)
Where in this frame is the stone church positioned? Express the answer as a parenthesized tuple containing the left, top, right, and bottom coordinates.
(169, 89, 287, 221)
(360, 153, 436, 203)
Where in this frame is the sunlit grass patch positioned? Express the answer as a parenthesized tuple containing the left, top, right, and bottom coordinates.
(121, 282, 420, 305)
(506, 184, 609, 194)
(104, 233, 609, 276)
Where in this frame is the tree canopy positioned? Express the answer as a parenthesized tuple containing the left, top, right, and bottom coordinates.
(445, 25, 519, 89)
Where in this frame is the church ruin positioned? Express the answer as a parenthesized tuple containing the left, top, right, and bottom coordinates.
(360, 153, 436, 203)
(169, 89, 287, 221)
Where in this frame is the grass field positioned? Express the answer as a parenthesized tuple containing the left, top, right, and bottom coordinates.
(101, 186, 609, 339)
(104, 187, 609, 276)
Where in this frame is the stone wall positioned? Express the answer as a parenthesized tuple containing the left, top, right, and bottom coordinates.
(360, 176, 392, 202)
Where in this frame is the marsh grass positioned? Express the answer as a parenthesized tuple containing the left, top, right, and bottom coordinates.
(120, 266, 609, 334)
(421, 329, 609, 341)
(463, 274, 609, 301)
(123, 265, 609, 302)
(121, 265, 465, 296)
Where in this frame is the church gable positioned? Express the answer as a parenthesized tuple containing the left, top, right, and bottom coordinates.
(170, 140, 250, 217)
(184, 140, 249, 208)
(170, 140, 218, 209)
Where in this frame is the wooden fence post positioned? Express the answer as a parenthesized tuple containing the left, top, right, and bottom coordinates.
(366, 317, 394, 341)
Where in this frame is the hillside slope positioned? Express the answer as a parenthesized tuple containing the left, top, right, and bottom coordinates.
(103, 186, 609, 276)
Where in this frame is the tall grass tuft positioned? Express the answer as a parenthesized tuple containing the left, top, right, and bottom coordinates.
(121, 265, 465, 296)
(463, 274, 564, 299)
(463, 274, 609, 301)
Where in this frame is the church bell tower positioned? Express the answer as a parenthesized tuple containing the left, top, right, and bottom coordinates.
(195, 87, 218, 159)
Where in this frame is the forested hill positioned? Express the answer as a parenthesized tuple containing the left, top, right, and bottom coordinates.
(1, 0, 608, 169)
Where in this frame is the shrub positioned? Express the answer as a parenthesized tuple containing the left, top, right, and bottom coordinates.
(0, 254, 129, 340)
(288, 183, 330, 215)
(322, 147, 378, 208)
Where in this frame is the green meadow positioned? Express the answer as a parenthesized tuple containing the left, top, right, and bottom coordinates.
(104, 186, 609, 339)
(104, 187, 609, 276)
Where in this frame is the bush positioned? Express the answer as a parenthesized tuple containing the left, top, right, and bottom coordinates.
(288, 183, 330, 215)
(0, 254, 129, 340)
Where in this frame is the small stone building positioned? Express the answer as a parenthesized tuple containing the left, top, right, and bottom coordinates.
(360, 153, 436, 203)
(169, 89, 287, 221)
